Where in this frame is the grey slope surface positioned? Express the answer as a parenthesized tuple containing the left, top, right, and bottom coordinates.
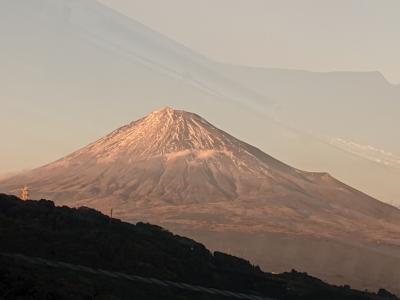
(215, 63, 400, 153)
(215, 63, 400, 205)
(1, 0, 271, 110)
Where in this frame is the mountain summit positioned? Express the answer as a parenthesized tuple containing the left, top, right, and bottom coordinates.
(12, 107, 311, 204)
(1, 108, 353, 206)
(1, 108, 400, 293)
(73, 106, 267, 159)
(66, 106, 287, 164)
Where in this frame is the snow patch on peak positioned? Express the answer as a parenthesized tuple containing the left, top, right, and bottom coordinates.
(196, 150, 230, 160)
(165, 150, 228, 162)
(151, 106, 175, 115)
(48, 108, 293, 177)
(166, 150, 192, 161)
(196, 150, 217, 159)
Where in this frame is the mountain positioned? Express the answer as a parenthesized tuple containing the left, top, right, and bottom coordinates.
(216, 64, 400, 153)
(1, 108, 400, 294)
(214, 64, 400, 205)
(1, 0, 399, 206)
(0, 194, 398, 300)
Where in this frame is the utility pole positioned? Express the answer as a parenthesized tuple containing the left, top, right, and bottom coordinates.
(20, 186, 30, 201)
(109, 208, 113, 224)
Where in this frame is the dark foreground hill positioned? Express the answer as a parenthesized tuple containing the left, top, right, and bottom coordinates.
(0, 194, 397, 300)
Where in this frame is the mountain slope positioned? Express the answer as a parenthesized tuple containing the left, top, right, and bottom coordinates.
(1, 108, 400, 293)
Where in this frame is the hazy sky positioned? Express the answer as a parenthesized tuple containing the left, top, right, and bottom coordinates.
(99, 0, 400, 84)
(1, 0, 399, 205)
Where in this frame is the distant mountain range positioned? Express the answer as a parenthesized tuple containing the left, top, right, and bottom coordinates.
(1, 108, 400, 294)
(1, 0, 399, 205)
(0, 194, 398, 300)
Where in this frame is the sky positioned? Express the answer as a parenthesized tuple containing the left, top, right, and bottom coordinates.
(0, 0, 399, 205)
(99, 0, 400, 84)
